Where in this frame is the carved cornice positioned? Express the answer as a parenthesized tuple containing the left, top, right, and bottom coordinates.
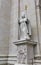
(34, 55, 41, 60)
(0, 55, 17, 61)
(13, 40, 37, 46)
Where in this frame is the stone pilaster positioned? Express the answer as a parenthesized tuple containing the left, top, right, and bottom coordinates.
(14, 40, 37, 64)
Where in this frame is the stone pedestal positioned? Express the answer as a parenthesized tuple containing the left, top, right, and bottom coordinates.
(14, 40, 37, 64)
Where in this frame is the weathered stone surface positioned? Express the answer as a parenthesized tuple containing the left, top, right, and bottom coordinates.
(14, 40, 36, 64)
(17, 44, 27, 64)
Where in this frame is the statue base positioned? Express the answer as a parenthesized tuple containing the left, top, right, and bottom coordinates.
(14, 40, 37, 64)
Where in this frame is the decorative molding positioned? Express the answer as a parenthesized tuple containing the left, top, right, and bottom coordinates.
(14, 40, 37, 45)
(0, 55, 8, 62)
(0, 63, 19, 65)
(0, 64, 7, 65)
(0, 56, 8, 58)
(17, 45, 27, 64)
(0, 55, 17, 58)
(0, 55, 17, 64)
(34, 55, 41, 60)
(8, 55, 17, 57)
(14, 40, 34, 64)
(8, 56, 17, 62)
(8, 64, 14, 65)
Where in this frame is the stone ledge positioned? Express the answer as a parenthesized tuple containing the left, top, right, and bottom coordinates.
(8, 64, 14, 65)
(0, 63, 16, 65)
(0, 64, 7, 65)
(34, 55, 41, 60)
(15, 64, 28, 65)
(13, 40, 37, 45)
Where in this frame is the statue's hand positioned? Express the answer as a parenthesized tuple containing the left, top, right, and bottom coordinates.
(29, 35, 31, 38)
(18, 21, 20, 25)
(27, 33, 29, 35)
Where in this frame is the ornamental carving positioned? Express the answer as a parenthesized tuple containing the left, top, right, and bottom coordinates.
(17, 45, 27, 64)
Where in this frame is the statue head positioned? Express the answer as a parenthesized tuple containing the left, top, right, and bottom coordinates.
(21, 12, 26, 18)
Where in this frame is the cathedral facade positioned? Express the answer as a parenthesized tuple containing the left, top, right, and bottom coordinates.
(0, 0, 41, 65)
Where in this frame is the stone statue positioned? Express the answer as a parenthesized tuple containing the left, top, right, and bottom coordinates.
(18, 12, 32, 40)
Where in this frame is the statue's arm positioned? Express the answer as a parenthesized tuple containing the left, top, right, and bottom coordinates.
(18, 20, 20, 25)
(18, 20, 21, 39)
(27, 19, 32, 36)
(25, 19, 29, 24)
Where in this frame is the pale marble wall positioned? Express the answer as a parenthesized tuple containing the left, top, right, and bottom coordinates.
(8, 0, 38, 64)
(0, 0, 41, 65)
(0, 0, 11, 64)
(8, 0, 18, 64)
(0, 0, 1, 8)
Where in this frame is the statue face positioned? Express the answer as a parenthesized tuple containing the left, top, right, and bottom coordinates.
(21, 12, 25, 18)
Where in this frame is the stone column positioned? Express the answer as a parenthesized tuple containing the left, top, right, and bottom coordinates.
(34, 0, 41, 58)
